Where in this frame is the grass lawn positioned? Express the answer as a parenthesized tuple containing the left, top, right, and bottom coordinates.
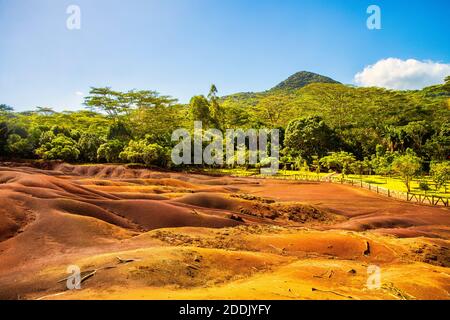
(345, 174, 449, 197)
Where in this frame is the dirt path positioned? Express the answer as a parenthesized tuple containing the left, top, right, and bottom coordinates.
(240, 179, 450, 238)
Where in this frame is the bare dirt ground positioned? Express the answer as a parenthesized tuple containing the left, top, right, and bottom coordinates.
(0, 163, 449, 300)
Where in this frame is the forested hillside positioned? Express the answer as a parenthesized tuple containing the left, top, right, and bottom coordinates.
(1, 72, 449, 181)
(270, 71, 341, 91)
(221, 75, 450, 159)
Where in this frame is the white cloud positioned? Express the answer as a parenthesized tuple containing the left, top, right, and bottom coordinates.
(75, 91, 84, 96)
(354, 58, 450, 90)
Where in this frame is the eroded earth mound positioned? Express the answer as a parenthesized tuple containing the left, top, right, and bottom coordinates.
(0, 163, 449, 300)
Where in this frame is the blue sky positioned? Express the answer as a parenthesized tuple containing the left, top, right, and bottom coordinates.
(0, 0, 449, 111)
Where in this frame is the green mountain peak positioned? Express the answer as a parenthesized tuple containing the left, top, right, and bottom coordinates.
(271, 71, 341, 91)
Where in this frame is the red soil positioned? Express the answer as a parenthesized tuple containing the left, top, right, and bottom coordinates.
(0, 164, 449, 300)
(240, 180, 450, 238)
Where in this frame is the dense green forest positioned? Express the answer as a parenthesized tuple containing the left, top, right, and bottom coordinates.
(1, 71, 449, 189)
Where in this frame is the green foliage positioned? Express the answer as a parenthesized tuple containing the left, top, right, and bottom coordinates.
(430, 161, 450, 190)
(1, 72, 449, 173)
(350, 158, 371, 176)
(271, 71, 340, 91)
(35, 107, 55, 116)
(84, 87, 130, 118)
(370, 148, 397, 177)
(319, 151, 356, 177)
(0, 122, 10, 154)
(119, 140, 169, 166)
(39, 131, 56, 145)
(254, 92, 296, 127)
(107, 121, 132, 141)
(3, 125, 41, 158)
(142, 144, 169, 167)
(284, 116, 338, 160)
(97, 140, 124, 163)
(6, 134, 34, 158)
(130, 97, 184, 146)
(189, 95, 213, 126)
(208, 84, 224, 128)
(188, 86, 225, 130)
(424, 122, 450, 161)
(85, 87, 177, 122)
(419, 181, 431, 192)
(78, 133, 105, 162)
(36, 134, 80, 162)
(220, 92, 255, 128)
(391, 151, 422, 192)
(119, 140, 147, 163)
(222, 74, 450, 158)
(0, 104, 13, 113)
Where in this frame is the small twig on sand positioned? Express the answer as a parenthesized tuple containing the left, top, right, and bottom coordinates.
(312, 287, 353, 299)
(382, 283, 415, 300)
(80, 270, 96, 283)
(268, 244, 286, 254)
(57, 269, 97, 283)
(186, 264, 200, 270)
(116, 256, 139, 264)
(313, 269, 334, 279)
(36, 292, 68, 300)
(56, 257, 138, 286)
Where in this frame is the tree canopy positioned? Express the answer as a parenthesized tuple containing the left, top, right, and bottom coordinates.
(0, 73, 448, 190)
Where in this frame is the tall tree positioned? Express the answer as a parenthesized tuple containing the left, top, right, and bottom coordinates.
(284, 116, 338, 160)
(208, 84, 224, 128)
(254, 92, 295, 127)
(84, 87, 129, 119)
(0, 104, 13, 112)
(430, 161, 450, 192)
(35, 107, 55, 116)
(391, 151, 422, 192)
(319, 151, 356, 177)
(189, 95, 213, 127)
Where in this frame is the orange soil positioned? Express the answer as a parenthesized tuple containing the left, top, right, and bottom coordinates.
(0, 163, 449, 300)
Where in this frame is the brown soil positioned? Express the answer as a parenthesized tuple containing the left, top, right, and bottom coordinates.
(0, 163, 449, 300)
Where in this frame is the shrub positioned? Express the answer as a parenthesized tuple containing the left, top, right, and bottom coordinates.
(119, 139, 169, 166)
(78, 133, 105, 162)
(419, 181, 430, 192)
(6, 134, 34, 158)
(430, 161, 450, 191)
(35, 134, 80, 161)
(97, 140, 124, 163)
